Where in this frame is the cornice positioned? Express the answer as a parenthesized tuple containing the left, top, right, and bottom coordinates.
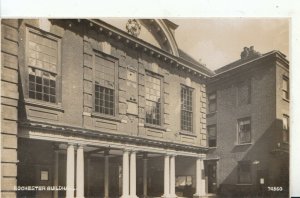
(209, 51, 289, 84)
(19, 120, 208, 154)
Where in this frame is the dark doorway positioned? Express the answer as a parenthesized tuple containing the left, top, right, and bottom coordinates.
(206, 160, 217, 194)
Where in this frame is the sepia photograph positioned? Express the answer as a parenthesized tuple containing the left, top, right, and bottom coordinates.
(0, 17, 291, 198)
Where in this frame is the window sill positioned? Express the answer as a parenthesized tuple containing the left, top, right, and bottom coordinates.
(207, 111, 217, 117)
(179, 131, 197, 137)
(144, 123, 166, 131)
(91, 112, 121, 122)
(282, 98, 289, 103)
(208, 146, 217, 149)
(24, 99, 64, 112)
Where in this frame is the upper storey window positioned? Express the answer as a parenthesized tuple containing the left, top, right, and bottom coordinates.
(181, 85, 193, 132)
(237, 117, 251, 144)
(208, 92, 217, 113)
(27, 28, 60, 103)
(282, 76, 289, 100)
(94, 53, 117, 116)
(237, 81, 251, 106)
(145, 72, 162, 125)
(283, 115, 289, 143)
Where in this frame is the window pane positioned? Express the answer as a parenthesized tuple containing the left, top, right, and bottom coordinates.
(238, 118, 251, 144)
(94, 84, 114, 115)
(28, 31, 58, 72)
(238, 82, 251, 106)
(282, 77, 289, 100)
(208, 93, 217, 112)
(145, 72, 161, 125)
(95, 55, 115, 88)
(208, 125, 217, 147)
(181, 86, 193, 132)
(283, 116, 288, 130)
(283, 78, 288, 90)
(28, 67, 57, 103)
(29, 91, 35, 99)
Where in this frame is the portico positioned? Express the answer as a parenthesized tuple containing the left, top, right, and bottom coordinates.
(18, 123, 208, 198)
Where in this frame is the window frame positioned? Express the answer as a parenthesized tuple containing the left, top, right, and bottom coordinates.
(237, 80, 251, 106)
(207, 124, 217, 148)
(180, 84, 194, 133)
(282, 114, 289, 143)
(24, 26, 62, 105)
(208, 92, 217, 113)
(144, 70, 164, 127)
(237, 117, 252, 145)
(92, 50, 119, 118)
(237, 161, 252, 184)
(282, 75, 289, 101)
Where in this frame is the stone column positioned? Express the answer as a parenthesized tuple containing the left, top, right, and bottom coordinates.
(163, 154, 170, 197)
(66, 144, 75, 198)
(76, 145, 84, 198)
(53, 150, 59, 198)
(143, 158, 148, 198)
(194, 158, 206, 197)
(104, 152, 109, 198)
(170, 155, 176, 197)
(121, 150, 130, 198)
(130, 151, 138, 198)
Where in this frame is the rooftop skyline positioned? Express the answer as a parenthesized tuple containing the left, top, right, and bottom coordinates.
(173, 18, 289, 70)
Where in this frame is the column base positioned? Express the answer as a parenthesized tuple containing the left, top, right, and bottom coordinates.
(131, 195, 139, 198)
(120, 195, 130, 198)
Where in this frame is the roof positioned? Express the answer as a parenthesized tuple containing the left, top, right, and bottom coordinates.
(214, 50, 288, 75)
(178, 49, 214, 76)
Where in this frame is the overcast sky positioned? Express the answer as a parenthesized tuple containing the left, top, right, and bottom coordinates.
(104, 18, 289, 70)
(172, 18, 289, 70)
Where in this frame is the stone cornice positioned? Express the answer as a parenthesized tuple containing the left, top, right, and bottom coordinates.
(19, 120, 208, 154)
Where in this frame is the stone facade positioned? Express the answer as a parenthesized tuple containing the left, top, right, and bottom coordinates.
(1, 19, 211, 198)
(1, 19, 19, 198)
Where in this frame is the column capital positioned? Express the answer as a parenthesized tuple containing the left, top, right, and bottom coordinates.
(123, 148, 131, 153)
(67, 143, 75, 147)
(196, 154, 206, 160)
(75, 144, 85, 149)
(130, 149, 138, 153)
(165, 152, 176, 157)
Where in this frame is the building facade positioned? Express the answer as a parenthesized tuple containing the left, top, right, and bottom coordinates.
(206, 47, 289, 197)
(1, 19, 213, 198)
(1, 19, 289, 198)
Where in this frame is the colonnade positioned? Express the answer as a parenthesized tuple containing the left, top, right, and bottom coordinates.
(55, 144, 206, 198)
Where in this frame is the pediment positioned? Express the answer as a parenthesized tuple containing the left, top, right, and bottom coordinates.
(101, 19, 179, 56)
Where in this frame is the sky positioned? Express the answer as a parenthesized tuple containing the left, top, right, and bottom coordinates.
(172, 18, 289, 70)
(103, 18, 289, 71)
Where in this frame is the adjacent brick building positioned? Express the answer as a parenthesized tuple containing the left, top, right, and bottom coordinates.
(206, 47, 289, 197)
